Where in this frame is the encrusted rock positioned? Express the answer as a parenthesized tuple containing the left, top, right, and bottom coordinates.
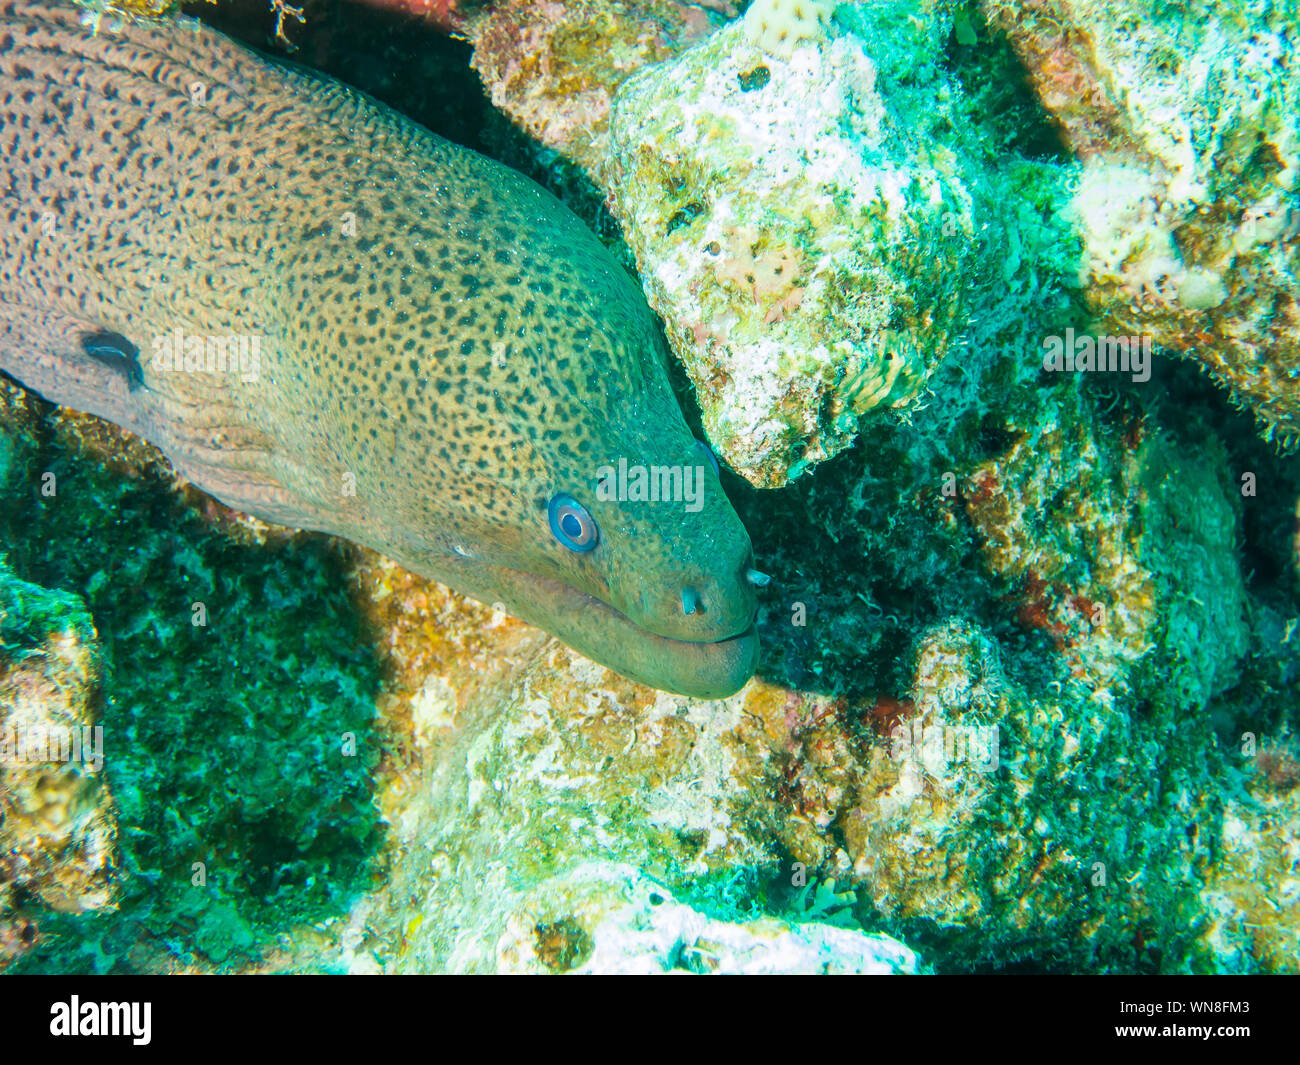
(467, 0, 734, 173)
(0, 561, 118, 927)
(606, 17, 979, 485)
(986, 0, 1300, 444)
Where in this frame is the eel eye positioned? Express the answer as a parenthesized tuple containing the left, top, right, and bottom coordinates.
(548, 493, 599, 553)
(695, 439, 720, 477)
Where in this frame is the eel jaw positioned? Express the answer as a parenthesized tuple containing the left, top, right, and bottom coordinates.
(474, 564, 759, 699)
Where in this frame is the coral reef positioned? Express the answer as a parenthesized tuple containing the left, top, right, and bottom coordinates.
(0, 390, 117, 964)
(742, 0, 833, 58)
(0, 381, 383, 973)
(0, 563, 117, 924)
(985, 0, 1300, 445)
(2, 0, 1298, 976)
(1201, 773, 1300, 974)
(960, 382, 1247, 713)
(5, 337, 1298, 975)
(605, 14, 982, 485)
(374, 652, 924, 974)
(467, 0, 729, 173)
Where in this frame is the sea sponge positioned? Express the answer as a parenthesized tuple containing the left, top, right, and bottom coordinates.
(743, 0, 834, 58)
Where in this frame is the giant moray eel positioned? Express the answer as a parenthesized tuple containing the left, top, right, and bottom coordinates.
(0, 0, 760, 696)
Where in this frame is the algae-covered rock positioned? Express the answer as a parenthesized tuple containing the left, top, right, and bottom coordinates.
(985, 0, 1300, 445)
(0, 559, 117, 927)
(416, 859, 919, 974)
(700, 355, 1292, 972)
(365, 638, 914, 972)
(962, 382, 1248, 714)
(0, 390, 119, 945)
(467, 0, 730, 174)
(1200, 767, 1300, 974)
(458, 1, 1079, 487)
(0, 384, 384, 973)
(606, 16, 981, 486)
(837, 619, 1226, 969)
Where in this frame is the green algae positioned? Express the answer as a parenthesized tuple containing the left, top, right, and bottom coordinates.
(0, 562, 95, 651)
(1, 412, 383, 973)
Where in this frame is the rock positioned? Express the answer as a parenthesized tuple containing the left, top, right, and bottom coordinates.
(985, 0, 1300, 445)
(1200, 763, 1300, 974)
(314, 602, 922, 973)
(0, 559, 118, 927)
(461, 1, 1084, 487)
(606, 15, 981, 485)
(467, 0, 734, 173)
(961, 381, 1248, 715)
(414, 859, 919, 973)
(742, 0, 835, 58)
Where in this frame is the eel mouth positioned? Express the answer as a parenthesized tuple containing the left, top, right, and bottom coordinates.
(484, 565, 759, 699)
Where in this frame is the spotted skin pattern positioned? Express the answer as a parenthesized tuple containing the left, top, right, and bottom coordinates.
(0, 0, 758, 697)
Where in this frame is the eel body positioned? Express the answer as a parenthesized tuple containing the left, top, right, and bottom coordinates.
(0, 0, 758, 696)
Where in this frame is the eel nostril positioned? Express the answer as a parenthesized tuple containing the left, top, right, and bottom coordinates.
(682, 587, 700, 615)
(745, 568, 771, 587)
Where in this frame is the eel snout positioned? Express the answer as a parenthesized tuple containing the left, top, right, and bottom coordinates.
(514, 568, 760, 699)
(632, 542, 759, 645)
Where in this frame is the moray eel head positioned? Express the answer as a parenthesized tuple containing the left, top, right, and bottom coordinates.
(425, 394, 760, 700)
(533, 427, 760, 698)
(310, 160, 763, 699)
(0, 3, 756, 697)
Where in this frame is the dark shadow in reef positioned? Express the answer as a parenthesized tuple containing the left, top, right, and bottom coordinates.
(1, 392, 385, 973)
(187, 0, 492, 150)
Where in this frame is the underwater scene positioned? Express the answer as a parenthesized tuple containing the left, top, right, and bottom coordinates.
(0, 0, 1297, 977)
